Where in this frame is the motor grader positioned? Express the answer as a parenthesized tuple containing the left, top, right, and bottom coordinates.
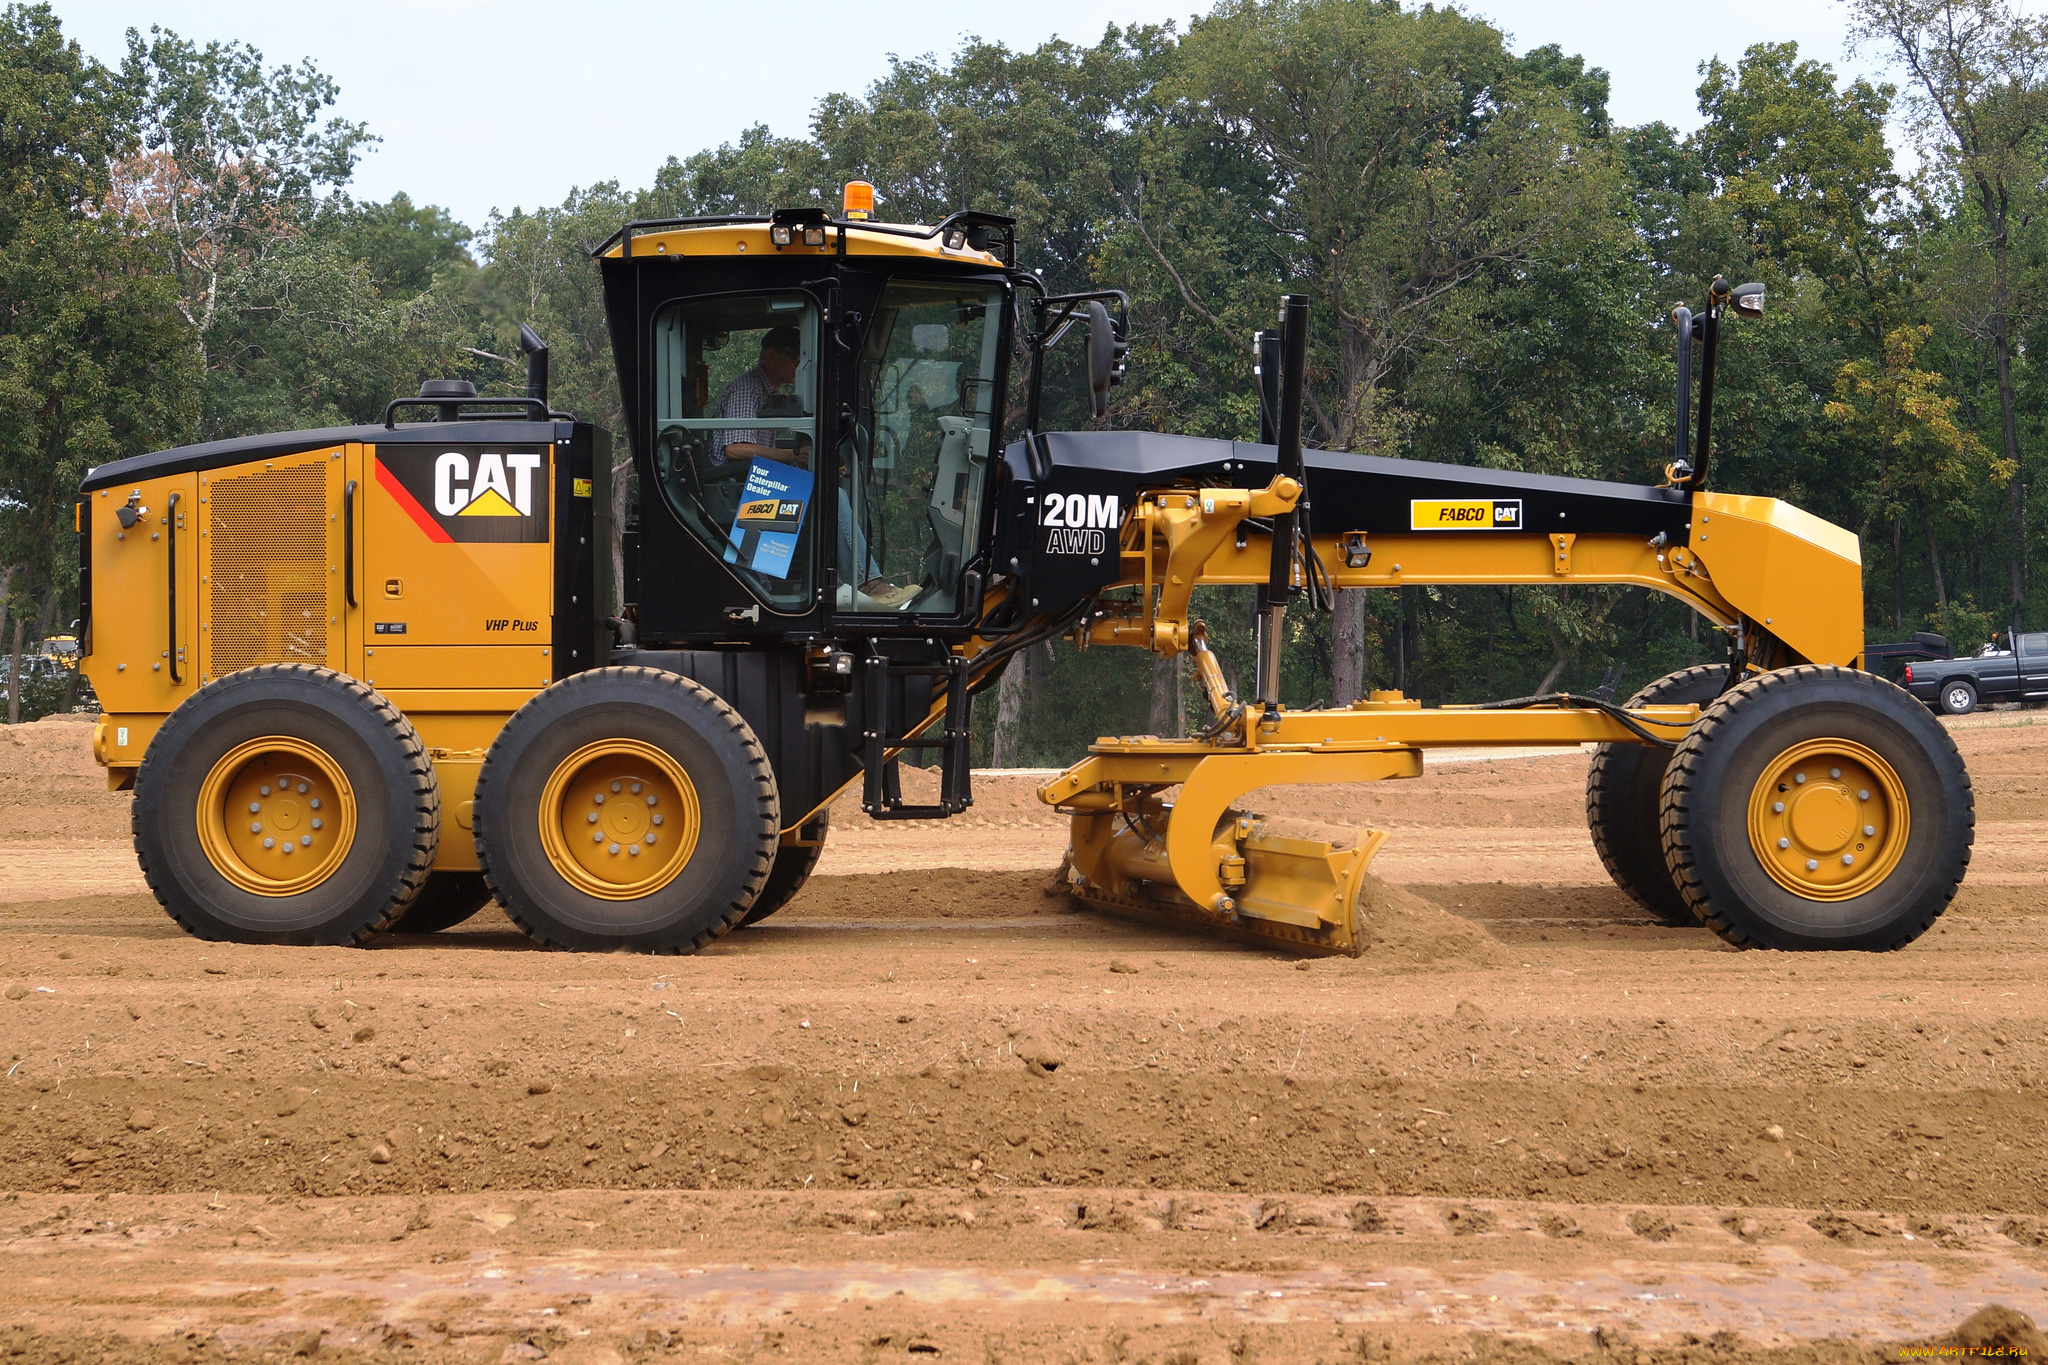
(76, 186, 1972, 954)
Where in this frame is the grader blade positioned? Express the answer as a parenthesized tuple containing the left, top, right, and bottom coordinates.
(1041, 741, 1422, 957)
(1062, 807, 1391, 957)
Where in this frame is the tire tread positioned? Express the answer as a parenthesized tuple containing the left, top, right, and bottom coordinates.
(473, 666, 779, 954)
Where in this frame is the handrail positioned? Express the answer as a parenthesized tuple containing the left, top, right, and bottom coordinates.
(167, 491, 181, 684)
(381, 395, 553, 428)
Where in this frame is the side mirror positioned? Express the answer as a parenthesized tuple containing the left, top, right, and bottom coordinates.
(1730, 281, 1764, 320)
(1084, 300, 1117, 419)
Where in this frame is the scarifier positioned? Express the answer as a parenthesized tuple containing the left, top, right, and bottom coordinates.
(76, 190, 1972, 954)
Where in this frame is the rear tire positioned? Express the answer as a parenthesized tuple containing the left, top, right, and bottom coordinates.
(474, 667, 779, 952)
(1660, 665, 1972, 951)
(739, 811, 829, 927)
(1938, 679, 1977, 715)
(133, 665, 438, 945)
(1585, 665, 1725, 926)
(391, 871, 494, 933)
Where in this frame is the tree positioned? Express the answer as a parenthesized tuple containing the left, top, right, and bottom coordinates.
(111, 25, 373, 371)
(1824, 324, 2010, 619)
(1850, 0, 2048, 633)
(0, 5, 198, 718)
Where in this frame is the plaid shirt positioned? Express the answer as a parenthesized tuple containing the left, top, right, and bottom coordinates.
(711, 366, 776, 462)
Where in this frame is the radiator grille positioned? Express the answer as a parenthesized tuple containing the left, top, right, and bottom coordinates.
(208, 465, 331, 676)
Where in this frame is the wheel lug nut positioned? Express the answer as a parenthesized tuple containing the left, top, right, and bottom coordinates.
(591, 830, 603, 843)
(1862, 824, 1874, 836)
(607, 843, 620, 855)
(627, 844, 640, 856)
(248, 801, 261, 814)
(1793, 773, 1806, 785)
(645, 833, 657, 846)
(1841, 854, 1854, 866)
(1772, 801, 1784, 814)
(1829, 767, 1842, 779)
(587, 812, 599, 824)
(631, 783, 642, 795)
(651, 813, 664, 826)
(250, 822, 262, 834)
(1778, 838, 1789, 849)
(260, 785, 271, 797)
(611, 782, 622, 794)
(311, 818, 322, 830)
(310, 798, 321, 810)
(646, 794, 657, 806)
(263, 838, 275, 850)
(1804, 859, 1818, 871)
(1857, 789, 1870, 801)
(594, 793, 606, 805)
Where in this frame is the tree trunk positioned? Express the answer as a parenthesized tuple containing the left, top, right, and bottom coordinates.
(991, 653, 1026, 767)
(1893, 514, 1905, 629)
(1147, 654, 1179, 737)
(6, 617, 24, 725)
(1992, 312, 2025, 635)
(0, 564, 14, 693)
(1394, 588, 1406, 693)
(1925, 518, 1948, 608)
(1332, 588, 1371, 705)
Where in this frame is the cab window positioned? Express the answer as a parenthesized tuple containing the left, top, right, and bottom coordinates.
(650, 294, 818, 612)
(839, 280, 1004, 615)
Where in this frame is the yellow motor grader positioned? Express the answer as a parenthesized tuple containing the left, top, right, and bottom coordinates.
(77, 188, 1971, 953)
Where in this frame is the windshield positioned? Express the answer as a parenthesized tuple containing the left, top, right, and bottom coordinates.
(838, 279, 1005, 615)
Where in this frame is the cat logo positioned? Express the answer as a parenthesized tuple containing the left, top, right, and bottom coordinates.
(372, 446, 550, 544)
(1410, 498, 1522, 530)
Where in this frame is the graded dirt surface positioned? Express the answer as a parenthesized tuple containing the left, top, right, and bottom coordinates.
(2, 710, 2045, 1362)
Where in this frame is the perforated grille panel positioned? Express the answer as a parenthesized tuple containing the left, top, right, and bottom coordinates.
(208, 465, 331, 676)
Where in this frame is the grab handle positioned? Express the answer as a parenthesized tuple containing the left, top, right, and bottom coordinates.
(344, 479, 358, 608)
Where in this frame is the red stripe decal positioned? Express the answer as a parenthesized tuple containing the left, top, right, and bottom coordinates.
(373, 455, 452, 543)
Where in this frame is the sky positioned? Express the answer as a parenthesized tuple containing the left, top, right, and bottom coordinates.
(54, 0, 1893, 235)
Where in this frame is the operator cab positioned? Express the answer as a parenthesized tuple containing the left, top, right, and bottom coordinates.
(598, 194, 1019, 643)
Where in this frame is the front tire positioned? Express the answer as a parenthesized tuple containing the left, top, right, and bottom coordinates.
(474, 667, 779, 952)
(1938, 679, 1978, 715)
(133, 665, 438, 945)
(1585, 665, 1726, 926)
(1660, 666, 1972, 951)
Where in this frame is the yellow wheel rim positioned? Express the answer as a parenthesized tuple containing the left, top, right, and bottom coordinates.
(1747, 738, 1909, 901)
(197, 737, 358, 897)
(538, 740, 701, 900)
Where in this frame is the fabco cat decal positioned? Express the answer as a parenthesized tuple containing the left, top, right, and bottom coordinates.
(1409, 498, 1522, 530)
(373, 446, 550, 543)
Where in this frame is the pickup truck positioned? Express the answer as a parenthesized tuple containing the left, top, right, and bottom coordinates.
(1902, 631, 2048, 714)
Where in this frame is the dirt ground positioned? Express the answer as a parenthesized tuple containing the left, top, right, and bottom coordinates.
(2, 710, 2044, 1364)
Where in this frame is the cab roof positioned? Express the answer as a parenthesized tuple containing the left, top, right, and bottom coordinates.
(593, 209, 1016, 270)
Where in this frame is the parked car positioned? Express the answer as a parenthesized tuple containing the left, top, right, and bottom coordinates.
(1903, 631, 2048, 714)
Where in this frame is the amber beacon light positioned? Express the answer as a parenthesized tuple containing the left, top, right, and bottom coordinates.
(842, 180, 874, 221)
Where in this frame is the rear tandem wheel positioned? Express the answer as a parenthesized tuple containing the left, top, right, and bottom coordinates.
(740, 810, 829, 927)
(473, 667, 780, 952)
(1659, 665, 1973, 951)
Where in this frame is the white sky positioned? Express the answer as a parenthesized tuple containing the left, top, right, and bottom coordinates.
(54, 0, 1892, 234)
